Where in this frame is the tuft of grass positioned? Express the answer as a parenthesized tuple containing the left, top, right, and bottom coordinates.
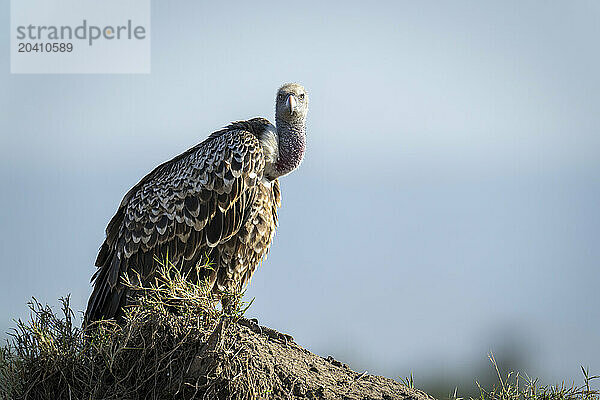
(469, 353, 599, 400)
(0, 257, 257, 400)
(401, 371, 416, 389)
(425, 353, 600, 400)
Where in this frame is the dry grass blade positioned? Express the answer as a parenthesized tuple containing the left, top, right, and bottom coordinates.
(0, 256, 259, 400)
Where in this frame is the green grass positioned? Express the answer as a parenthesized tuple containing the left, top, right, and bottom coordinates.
(0, 258, 254, 400)
(468, 354, 599, 400)
(0, 259, 597, 400)
(411, 353, 599, 400)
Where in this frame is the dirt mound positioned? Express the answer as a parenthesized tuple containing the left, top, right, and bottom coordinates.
(186, 317, 434, 400)
(0, 261, 434, 400)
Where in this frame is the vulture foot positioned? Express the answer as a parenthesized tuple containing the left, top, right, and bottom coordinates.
(237, 317, 294, 345)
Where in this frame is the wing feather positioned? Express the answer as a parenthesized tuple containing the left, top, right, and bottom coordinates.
(85, 124, 269, 323)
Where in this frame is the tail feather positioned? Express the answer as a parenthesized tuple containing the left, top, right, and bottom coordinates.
(85, 249, 128, 326)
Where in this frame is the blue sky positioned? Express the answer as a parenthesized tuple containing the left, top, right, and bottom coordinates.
(1, 0, 599, 388)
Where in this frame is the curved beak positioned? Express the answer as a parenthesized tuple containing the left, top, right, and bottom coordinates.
(286, 94, 297, 115)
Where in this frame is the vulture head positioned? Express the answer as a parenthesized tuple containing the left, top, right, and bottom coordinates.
(276, 83, 309, 123)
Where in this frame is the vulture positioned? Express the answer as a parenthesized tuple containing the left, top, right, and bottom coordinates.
(85, 83, 308, 323)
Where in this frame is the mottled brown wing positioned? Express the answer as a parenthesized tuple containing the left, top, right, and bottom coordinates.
(86, 128, 266, 322)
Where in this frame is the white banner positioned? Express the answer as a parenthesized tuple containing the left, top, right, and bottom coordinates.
(11, 0, 151, 74)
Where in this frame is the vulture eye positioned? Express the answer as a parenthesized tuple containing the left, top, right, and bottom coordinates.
(299, 93, 305, 100)
(278, 93, 285, 100)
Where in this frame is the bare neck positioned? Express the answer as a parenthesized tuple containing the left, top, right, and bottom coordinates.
(272, 116, 306, 178)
